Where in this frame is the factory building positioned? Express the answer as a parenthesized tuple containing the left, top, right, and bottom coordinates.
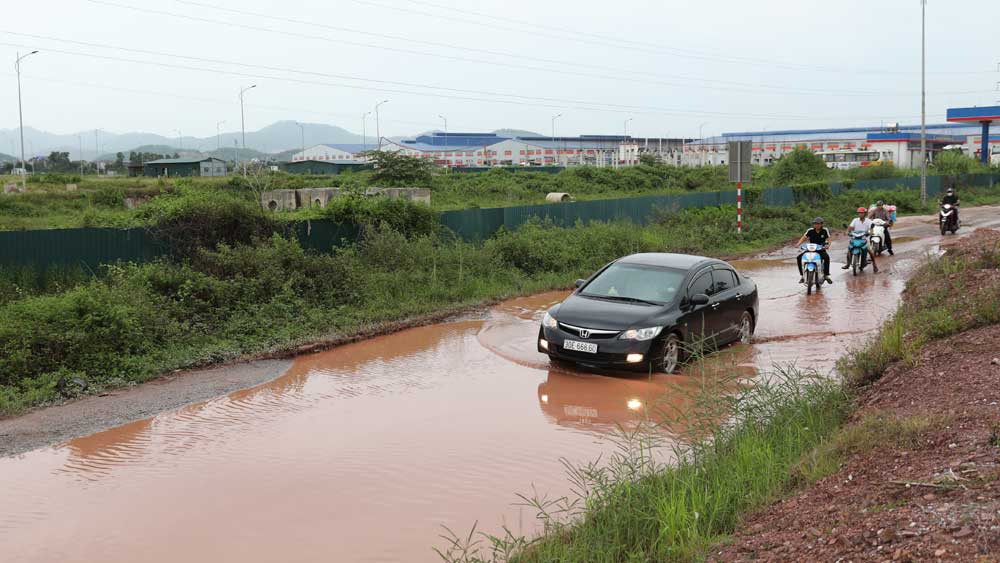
(290, 143, 377, 162)
(380, 132, 685, 167)
(684, 123, 985, 169)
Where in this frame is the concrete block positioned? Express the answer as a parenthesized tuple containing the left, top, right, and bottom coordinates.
(65, 184, 78, 192)
(296, 187, 343, 208)
(3, 183, 18, 194)
(546, 192, 572, 203)
(261, 189, 298, 211)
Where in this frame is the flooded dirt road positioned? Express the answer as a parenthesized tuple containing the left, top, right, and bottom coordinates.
(3, 208, 999, 563)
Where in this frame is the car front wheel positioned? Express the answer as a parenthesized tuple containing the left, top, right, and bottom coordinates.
(655, 334, 682, 374)
(738, 312, 754, 344)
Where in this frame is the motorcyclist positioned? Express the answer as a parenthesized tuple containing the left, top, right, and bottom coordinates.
(796, 217, 833, 285)
(841, 207, 880, 273)
(867, 200, 894, 255)
(941, 188, 960, 225)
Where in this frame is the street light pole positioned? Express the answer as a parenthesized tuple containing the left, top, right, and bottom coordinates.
(624, 118, 634, 167)
(296, 122, 305, 156)
(699, 122, 709, 167)
(361, 112, 371, 152)
(216, 120, 225, 151)
(15, 50, 39, 191)
(920, 0, 927, 205)
(375, 100, 389, 149)
(94, 129, 100, 175)
(551, 113, 562, 166)
(438, 114, 447, 144)
(239, 84, 257, 177)
(174, 129, 182, 151)
(78, 134, 84, 175)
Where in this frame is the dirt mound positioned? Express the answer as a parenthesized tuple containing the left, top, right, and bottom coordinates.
(713, 325, 1000, 562)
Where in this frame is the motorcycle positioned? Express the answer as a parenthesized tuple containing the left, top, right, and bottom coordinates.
(870, 218, 888, 255)
(939, 204, 959, 235)
(800, 243, 825, 295)
(848, 231, 869, 276)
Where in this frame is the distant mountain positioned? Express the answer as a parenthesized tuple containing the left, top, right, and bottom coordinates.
(0, 121, 364, 160)
(0, 152, 13, 163)
(493, 128, 543, 138)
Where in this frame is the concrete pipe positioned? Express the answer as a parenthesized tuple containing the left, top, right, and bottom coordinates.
(546, 192, 572, 203)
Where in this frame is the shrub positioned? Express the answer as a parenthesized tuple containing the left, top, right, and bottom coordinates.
(771, 148, 829, 186)
(322, 196, 439, 238)
(89, 185, 127, 208)
(138, 186, 279, 258)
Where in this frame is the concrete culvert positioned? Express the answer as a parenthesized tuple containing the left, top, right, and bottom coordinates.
(268, 200, 278, 211)
(546, 192, 572, 203)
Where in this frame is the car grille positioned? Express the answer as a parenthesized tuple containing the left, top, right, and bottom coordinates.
(558, 323, 620, 340)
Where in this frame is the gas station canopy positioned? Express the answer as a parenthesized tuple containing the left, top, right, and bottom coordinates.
(946, 105, 1000, 164)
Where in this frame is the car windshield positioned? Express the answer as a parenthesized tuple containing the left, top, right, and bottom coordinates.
(580, 263, 686, 304)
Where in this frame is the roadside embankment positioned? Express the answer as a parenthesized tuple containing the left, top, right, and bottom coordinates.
(712, 228, 1000, 561)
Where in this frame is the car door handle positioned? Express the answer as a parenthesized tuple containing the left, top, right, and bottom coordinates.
(735, 293, 743, 299)
(711, 302, 720, 309)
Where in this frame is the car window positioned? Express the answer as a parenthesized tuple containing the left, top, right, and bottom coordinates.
(580, 263, 686, 303)
(713, 269, 738, 294)
(688, 270, 714, 297)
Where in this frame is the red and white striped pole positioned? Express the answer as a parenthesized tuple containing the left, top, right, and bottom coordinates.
(737, 181, 743, 234)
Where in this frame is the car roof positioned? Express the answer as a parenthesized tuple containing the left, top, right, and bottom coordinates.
(617, 253, 724, 271)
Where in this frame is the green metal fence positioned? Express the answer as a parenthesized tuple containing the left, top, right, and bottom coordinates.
(1, 173, 995, 268)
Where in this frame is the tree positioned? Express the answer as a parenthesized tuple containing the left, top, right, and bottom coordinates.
(45, 151, 74, 172)
(362, 150, 434, 187)
(771, 147, 829, 186)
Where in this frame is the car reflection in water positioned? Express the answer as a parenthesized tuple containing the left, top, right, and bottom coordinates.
(536, 346, 757, 439)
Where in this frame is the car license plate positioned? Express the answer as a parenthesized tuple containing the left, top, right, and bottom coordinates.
(564, 340, 598, 354)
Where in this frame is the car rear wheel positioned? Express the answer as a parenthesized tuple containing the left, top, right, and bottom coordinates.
(656, 334, 682, 374)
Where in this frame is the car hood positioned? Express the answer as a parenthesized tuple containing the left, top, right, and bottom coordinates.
(552, 294, 668, 330)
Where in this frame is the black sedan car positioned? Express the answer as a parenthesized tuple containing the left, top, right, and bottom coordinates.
(538, 253, 758, 373)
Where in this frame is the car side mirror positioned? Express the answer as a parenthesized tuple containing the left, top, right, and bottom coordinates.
(574, 279, 586, 289)
(690, 294, 710, 306)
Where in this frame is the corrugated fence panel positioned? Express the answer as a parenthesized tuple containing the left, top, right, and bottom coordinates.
(292, 220, 360, 253)
(0, 227, 162, 269)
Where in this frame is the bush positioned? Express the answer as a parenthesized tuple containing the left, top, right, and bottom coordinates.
(771, 148, 829, 186)
(138, 186, 279, 258)
(932, 150, 985, 175)
(89, 185, 127, 208)
(322, 196, 439, 238)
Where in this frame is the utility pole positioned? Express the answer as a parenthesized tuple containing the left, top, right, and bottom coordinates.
(216, 120, 225, 151)
(920, 0, 928, 205)
(15, 50, 39, 191)
(438, 114, 447, 144)
(375, 100, 389, 149)
(174, 129, 183, 151)
(624, 118, 633, 166)
(296, 122, 305, 156)
(239, 84, 257, 177)
(77, 134, 84, 175)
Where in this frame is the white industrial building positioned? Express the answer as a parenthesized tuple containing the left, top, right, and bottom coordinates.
(290, 143, 377, 162)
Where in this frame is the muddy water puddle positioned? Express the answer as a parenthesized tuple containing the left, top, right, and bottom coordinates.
(3, 209, 996, 563)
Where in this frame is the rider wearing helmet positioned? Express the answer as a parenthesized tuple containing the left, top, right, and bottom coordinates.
(796, 217, 833, 284)
(867, 200, 894, 255)
(941, 188, 960, 224)
(841, 207, 880, 273)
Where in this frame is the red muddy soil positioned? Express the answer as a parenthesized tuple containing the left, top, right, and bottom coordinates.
(713, 230, 1000, 563)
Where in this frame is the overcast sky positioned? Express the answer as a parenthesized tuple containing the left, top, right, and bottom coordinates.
(2, 0, 998, 140)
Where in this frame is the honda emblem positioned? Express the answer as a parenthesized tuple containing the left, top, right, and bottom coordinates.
(579, 329, 590, 339)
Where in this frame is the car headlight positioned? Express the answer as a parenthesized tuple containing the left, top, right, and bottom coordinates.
(619, 326, 663, 341)
(542, 311, 558, 329)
